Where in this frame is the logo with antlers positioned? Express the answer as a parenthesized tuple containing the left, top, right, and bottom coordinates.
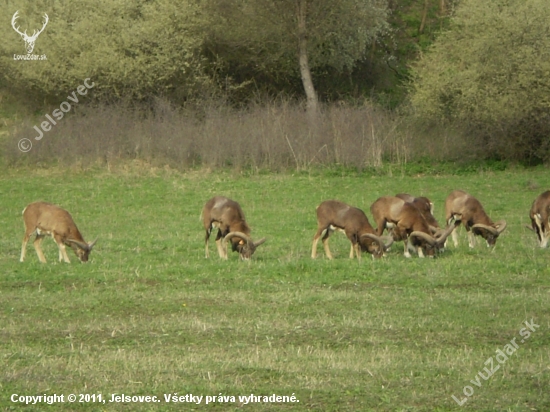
(11, 11, 49, 54)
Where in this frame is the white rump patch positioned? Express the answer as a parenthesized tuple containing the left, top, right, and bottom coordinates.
(329, 225, 345, 234)
(36, 228, 52, 236)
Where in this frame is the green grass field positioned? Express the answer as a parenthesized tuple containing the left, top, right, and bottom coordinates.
(1, 166, 548, 411)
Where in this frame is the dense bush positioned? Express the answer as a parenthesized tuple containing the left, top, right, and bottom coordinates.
(0, 0, 393, 106)
(1, 0, 210, 103)
(409, 0, 550, 163)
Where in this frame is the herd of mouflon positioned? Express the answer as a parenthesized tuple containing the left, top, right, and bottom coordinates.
(19, 190, 550, 263)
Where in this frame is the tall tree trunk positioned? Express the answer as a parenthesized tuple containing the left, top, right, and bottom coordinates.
(419, 0, 429, 34)
(439, 0, 447, 29)
(296, 0, 318, 120)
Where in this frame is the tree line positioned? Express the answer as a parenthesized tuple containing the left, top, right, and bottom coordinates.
(0, 0, 450, 106)
(1, 0, 549, 164)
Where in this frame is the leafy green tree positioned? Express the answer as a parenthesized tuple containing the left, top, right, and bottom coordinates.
(0, 0, 209, 103)
(409, 0, 550, 162)
(204, 0, 389, 115)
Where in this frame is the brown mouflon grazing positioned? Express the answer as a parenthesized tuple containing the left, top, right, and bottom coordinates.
(311, 200, 393, 260)
(527, 190, 550, 248)
(370, 196, 456, 258)
(201, 196, 265, 260)
(444, 190, 507, 248)
(395, 193, 440, 229)
(20, 202, 97, 263)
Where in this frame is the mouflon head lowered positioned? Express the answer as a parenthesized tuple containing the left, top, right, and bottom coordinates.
(444, 190, 506, 248)
(20, 202, 96, 263)
(202, 196, 265, 260)
(312, 200, 393, 260)
(371, 196, 455, 258)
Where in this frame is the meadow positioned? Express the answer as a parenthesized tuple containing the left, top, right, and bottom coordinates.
(0, 165, 548, 411)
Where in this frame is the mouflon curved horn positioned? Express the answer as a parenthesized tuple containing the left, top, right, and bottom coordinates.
(409, 231, 437, 246)
(434, 224, 457, 244)
(253, 237, 266, 247)
(472, 219, 506, 236)
(493, 220, 507, 234)
(88, 238, 98, 250)
(67, 238, 90, 250)
(223, 231, 252, 245)
(361, 233, 394, 252)
(429, 225, 442, 235)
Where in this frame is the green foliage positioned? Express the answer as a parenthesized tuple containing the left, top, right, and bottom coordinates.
(359, 0, 459, 107)
(388, 0, 456, 57)
(202, 0, 390, 100)
(409, 0, 550, 163)
(0, 0, 210, 103)
(0, 0, 459, 107)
